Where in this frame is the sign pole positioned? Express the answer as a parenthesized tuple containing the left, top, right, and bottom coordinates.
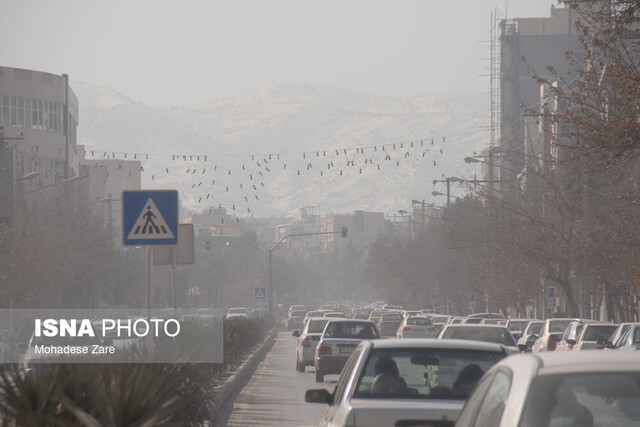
(172, 246, 177, 316)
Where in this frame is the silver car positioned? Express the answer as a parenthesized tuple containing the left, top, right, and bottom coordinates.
(293, 317, 333, 372)
(455, 351, 640, 426)
(438, 324, 517, 352)
(306, 338, 508, 427)
(314, 319, 380, 383)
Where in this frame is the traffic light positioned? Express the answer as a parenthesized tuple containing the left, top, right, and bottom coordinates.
(341, 226, 348, 238)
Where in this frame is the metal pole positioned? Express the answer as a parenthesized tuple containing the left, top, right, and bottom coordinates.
(446, 179, 451, 208)
(63, 74, 69, 180)
(268, 249, 273, 313)
(172, 246, 177, 316)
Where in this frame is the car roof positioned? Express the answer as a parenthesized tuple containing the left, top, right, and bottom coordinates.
(369, 338, 507, 352)
(499, 351, 640, 376)
(442, 324, 509, 329)
(326, 318, 375, 324)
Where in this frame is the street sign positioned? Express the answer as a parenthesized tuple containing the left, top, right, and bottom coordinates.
(123, 190, 178, 246)
(546, 286, 556, 307)
(468, 293, 476, 308)
(255, 288, 267, 299)
(154, 224, 195, 265)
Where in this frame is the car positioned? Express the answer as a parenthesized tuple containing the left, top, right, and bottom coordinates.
(613, 323, 640, 350)
(455, 351, 640, 427)
(324, 311, 347, 318)
(225, 307, 250, 320)
(368, 310, 386, 323)
(516, 320, 544, 352)
(402, 310, 422, 318)
(314, 319, 380, 383)
(503, 318, 537, 341)
(396, 316, 439, 338)
(479, 318, 504, 325)
(353, 308, 373, 320)
(555, 320, 617, 351)
(305, 338, 509, 427)
(607, 322, 640, 348)
(531, 318, 581, 353)
(437, 324, 517, 352)
(463, 313, 505, 324)
(305, 310, 325, 320)
(293, 317, 332, 372)
(377, 312, 404, 337)
(448, 316, 466, 325)
(429, 315, 452, 331)
(287, 310, 307, 330)
(288, 304, 306, 316)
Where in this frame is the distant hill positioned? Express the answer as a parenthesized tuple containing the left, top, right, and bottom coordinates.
(75, 82, 489, 216)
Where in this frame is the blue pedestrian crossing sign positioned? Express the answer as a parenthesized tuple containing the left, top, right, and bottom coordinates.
(123, 190, 178, 246)
(255, 288, 267, 299)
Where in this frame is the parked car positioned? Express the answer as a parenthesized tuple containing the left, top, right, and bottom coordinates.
(377, 312, 404, 337)
(293, 317, 332, 372)
(396, 316, 439, 338)
(287, 310, 307, 330)
(314, 319, 380, 383)
(437, 324, 517, 352)
(455, 351, 640, 427)
(504, 318, 537, 341)
(306, 338, 509, 427)
(531, 318, 580, 353)
(516, 320, 544, 352)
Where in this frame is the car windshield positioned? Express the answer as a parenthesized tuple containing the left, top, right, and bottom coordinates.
(442, 327, 515, 346)
(520, 372, 640, 427)
(353, 349, 505, 399)
(307, 319, 330, 333)
(582, 325, 617, 342)
(324, 322, 378, 339)
(407, 317, 432, 326)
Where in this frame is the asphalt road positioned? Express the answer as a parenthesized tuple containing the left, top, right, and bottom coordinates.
(217, 330, 334, 427)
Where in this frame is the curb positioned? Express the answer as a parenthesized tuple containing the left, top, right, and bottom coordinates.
(210, 324, 280, 423)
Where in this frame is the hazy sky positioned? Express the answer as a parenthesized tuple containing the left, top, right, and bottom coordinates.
(1, 1, 558, 107)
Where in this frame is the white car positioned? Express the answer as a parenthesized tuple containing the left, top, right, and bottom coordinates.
(225, 307, 250, 320)
(456, 351, 640, 426)
(437, 324, 517, 353)
(293, 317, 332, 372)
(306, 338, 509, 427)
(396, 316, 439, 338)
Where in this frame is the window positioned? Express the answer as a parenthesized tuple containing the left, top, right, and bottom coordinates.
(333, 349, 360, 404)
(353, 349, 505, 399)
(449, 372, 495, 426)
(473, 370, 511, 426)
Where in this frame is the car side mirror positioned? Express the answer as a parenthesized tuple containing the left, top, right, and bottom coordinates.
(305, 389, 333, 405)
(567, 338, 576, 345)
(292, 331, 300, 337)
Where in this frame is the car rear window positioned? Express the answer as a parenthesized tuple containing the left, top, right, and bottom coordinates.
(582, 325, 617, 341)
(290, 311, 305, 317)
(308, 319, 330, 333)
(520, 372, 640, 427)
(507, 321, 530, 331)
(353, 349, 505, 399)
(527, 322, 544, 335)
(407, 317, 432, 326)
(382, 314, 403, 321)
(324, 322, 378, 339)
(549, 320, 572, 333)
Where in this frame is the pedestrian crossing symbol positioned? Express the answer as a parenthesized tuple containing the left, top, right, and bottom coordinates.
(255, 288, 267, 299)
(127, 199, 175, 240)
(123, 190, 178, 246)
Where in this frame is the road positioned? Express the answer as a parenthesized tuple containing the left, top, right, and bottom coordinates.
(217, 330, 334, 426)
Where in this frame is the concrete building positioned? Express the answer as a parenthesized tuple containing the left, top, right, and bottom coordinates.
(0, 67, 80, 222)
(499, 6, 581, 192)
(320, 210, 385, 253)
